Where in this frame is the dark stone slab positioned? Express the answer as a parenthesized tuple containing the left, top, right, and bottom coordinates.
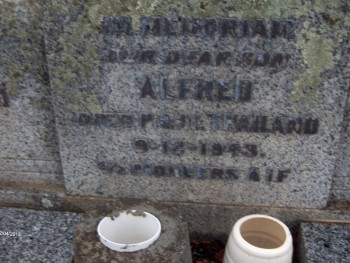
(299, 222, 350, 263)
(0, 208, 80, 263)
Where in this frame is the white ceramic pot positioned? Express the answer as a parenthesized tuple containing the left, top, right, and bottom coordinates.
(224, 214, 293, 263)
(97, 210, 161, 252)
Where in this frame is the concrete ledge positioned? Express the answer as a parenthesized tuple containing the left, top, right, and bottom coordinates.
(1, 187, 350, 239)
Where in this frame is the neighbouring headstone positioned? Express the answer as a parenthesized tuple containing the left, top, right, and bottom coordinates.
(45, 1, 349, 208)
(0, 0, 62, 187)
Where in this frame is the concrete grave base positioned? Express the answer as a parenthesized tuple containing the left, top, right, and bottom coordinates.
(73, 204, 192, 263)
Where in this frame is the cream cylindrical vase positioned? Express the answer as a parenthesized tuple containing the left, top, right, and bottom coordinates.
(224, 214, 293, 263)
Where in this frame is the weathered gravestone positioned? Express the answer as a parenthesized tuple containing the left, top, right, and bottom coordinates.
(45, 0, 349, 208)
(0, 0, 62, 187)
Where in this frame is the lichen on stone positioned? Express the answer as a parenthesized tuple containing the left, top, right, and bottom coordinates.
(47, 1, 104, 113)
(1, 0, 47, 98)
(292, 24, 336, 108)
(41, 198, 54, 209)
(292, 5, 348, 111)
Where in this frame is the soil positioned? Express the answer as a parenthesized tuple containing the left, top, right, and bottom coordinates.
(191, 239, 225, 263)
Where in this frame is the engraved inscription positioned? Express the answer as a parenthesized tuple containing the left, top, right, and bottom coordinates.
(97, 161, 290, 183)
(90, 15, 320, 185)
(102, 17, 295, 39)
(72, 113, 319, 135)
(133, 139, 259, 157)
(139, 77, 252, 101)
(102, 48, 291, 67)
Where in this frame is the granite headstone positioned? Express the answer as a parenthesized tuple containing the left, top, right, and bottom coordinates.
(45, 0, 349, 208)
